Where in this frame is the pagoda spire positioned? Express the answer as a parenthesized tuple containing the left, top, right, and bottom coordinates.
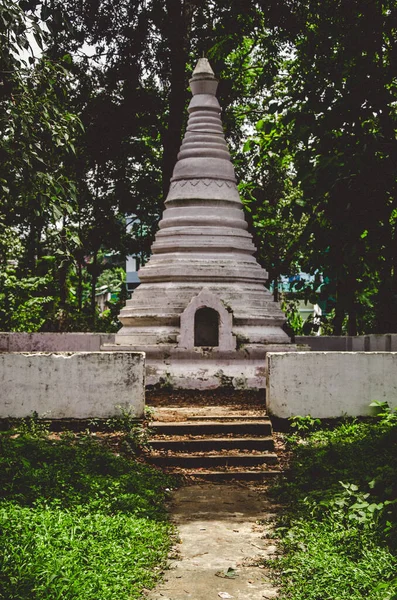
(148, 57, 263, 277)
(170, 57, 235, 184)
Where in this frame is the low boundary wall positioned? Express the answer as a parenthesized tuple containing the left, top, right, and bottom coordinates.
(0, 332, 115, 352)
(2, 332, 397, 354)
(266, 352, 397, 419)
(296, 334, 397, 352)
(0, 352, 145, 419)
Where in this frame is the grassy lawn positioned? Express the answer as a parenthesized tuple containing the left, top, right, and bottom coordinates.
(0, 420, 176, 600)
(270, 406, 397, 600)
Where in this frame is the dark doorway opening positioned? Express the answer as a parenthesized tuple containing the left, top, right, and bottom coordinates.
(194, 307, 219, 346)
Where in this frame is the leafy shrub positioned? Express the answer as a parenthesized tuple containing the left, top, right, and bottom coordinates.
(0, 429, 176, 599)
(270, 410, 397, 600)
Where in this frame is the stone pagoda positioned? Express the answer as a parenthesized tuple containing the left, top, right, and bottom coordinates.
(112, 58, 294, 389)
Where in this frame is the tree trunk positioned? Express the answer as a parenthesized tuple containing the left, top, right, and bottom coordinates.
(90, 250, 98, 328)
(273, 277, 279, 302)
(58, 226, 68, 310)
(347, 305, 357, 336)
(391, 230, 397, 333)
(77, 259, 83, 312)
(376, 273, 395, 333)
(375, 221, 397, 333)
(346, 275, 358, 336)
(333, 280, 345, 336)
(371, 2, 397, 333)
(24, 210, 42, 274)
(161, 0, 195, 197)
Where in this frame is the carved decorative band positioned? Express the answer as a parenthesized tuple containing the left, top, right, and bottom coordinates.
(169, 178, 237, 189)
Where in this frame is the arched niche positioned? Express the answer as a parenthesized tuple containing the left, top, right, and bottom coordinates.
(194, 307, 219, 347)
(179, 289, 236, 351)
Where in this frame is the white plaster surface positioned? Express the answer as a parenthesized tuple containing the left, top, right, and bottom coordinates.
(146, 357, 267, 390)
(106, 343, 297, 390)
(0, 332, 115, 352)
(178, 289, 235, 350)
(266, 352, 397, 418)
(296, 334, 397, 352)
(0, 352, 145, 419)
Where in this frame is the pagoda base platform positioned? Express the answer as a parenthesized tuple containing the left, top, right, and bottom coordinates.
(103, 343, 296, 390)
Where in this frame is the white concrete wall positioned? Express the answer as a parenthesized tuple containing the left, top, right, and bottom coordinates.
(0, 352, 145, 419)
(266, 352, 397, 419)
(295, 334, 397, 352)
(0, 332, 115, 352)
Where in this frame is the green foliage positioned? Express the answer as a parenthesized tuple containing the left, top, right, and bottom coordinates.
(281, 299, 304, 337)
(104, 406, 153, 455)
(12, 411, 50, 438)
(370, 401, 397, 425)
(0, 427, 175, 599)
(288, 414, 321, 436)
(0, 267, 55, 332)
(251, 0, 397, 334)
(1, 504, 170, 600)
(271, 413, 397, 600)
(0, 2, 87, 332)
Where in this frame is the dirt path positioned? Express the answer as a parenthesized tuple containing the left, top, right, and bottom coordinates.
(145, 483, 279, 600)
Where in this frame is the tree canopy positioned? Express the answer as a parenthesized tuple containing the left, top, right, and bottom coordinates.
(1, 0, 396, 334)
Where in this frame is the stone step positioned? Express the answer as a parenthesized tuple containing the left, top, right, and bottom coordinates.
(149, 436, 274, 452)
(186, 415, 269, 421)
(149, 421, 272, 436)
(147, 452, 278, 468)
(178, 469, 282, 481)
(147, 410, 279, 480)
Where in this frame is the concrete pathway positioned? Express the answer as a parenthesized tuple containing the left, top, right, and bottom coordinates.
(146, 483, 279, 600)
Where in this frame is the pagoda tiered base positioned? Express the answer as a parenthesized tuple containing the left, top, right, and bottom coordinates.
(104, 342, 296, 390)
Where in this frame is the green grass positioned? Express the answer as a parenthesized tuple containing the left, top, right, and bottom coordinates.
(0, 426, 177, 600)
(270, 408, 397, 600)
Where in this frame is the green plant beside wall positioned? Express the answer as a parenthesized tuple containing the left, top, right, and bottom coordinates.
(269, 407, 397, 600)
(0, 421, 177, 600)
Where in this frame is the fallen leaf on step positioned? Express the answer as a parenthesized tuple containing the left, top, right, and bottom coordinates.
(215, 567, 238, 579)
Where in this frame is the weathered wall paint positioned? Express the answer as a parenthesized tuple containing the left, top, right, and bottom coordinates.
(266, 352, 397, 418)
(0, 352, 145, 419)
(1, 332, 396, 354)
(0, 332, 115, 352)
(296, 334, 397, 352)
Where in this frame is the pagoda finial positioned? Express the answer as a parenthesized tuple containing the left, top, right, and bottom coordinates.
(192, 57, 214, 78)
(190, 58, 218, 96)
(172, 57, 232, 181)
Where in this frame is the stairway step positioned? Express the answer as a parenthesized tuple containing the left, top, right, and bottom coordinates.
(149, 436, 274, 452)
(149, 421, 272, 436)
(180, 470, 282, 481)
(148, 452, 278, 468)
(186, 416, 269, 421)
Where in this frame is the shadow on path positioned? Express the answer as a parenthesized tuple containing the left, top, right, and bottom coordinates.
(145, 483, 280, 600)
